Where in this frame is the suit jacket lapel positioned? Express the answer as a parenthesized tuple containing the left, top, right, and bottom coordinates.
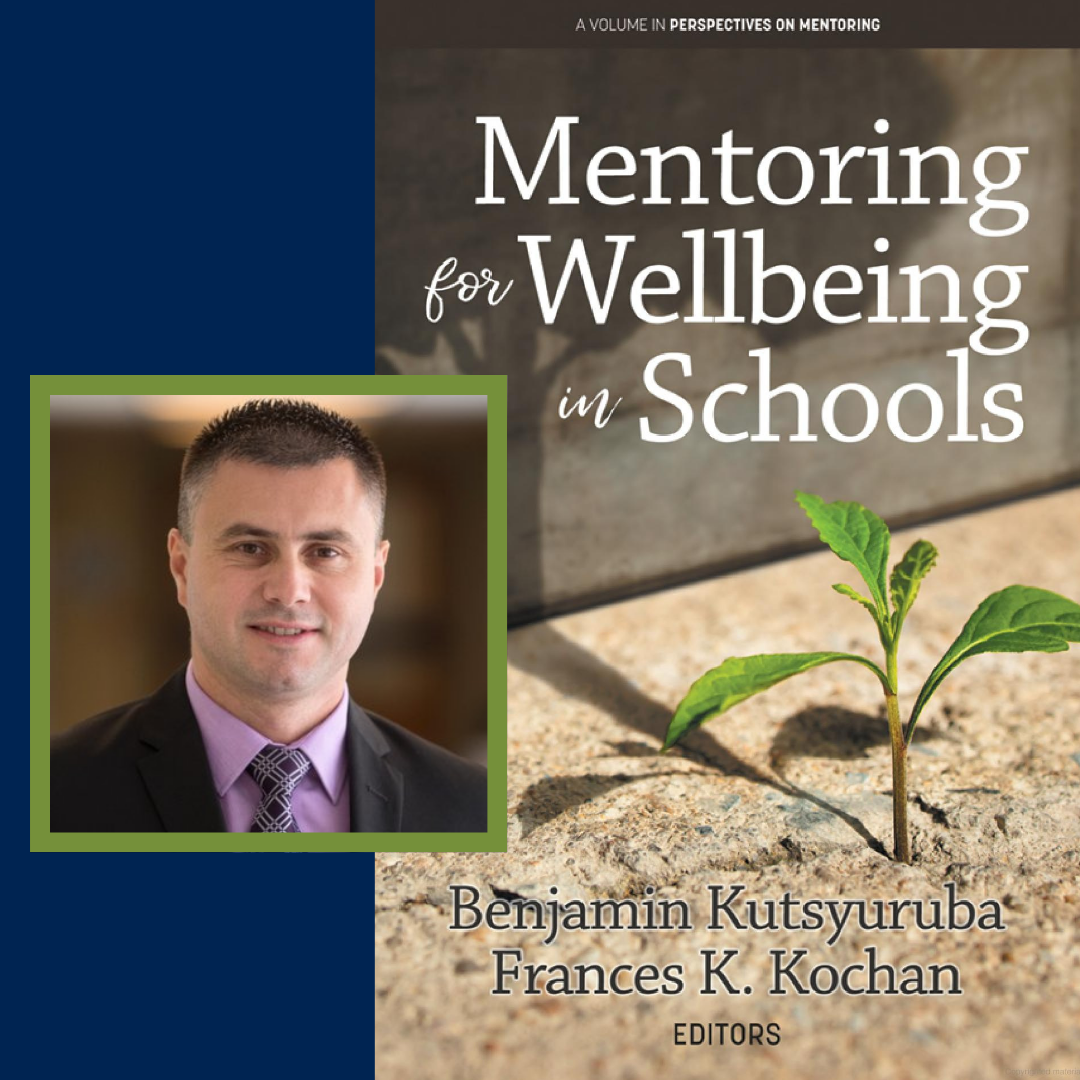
(136, 671, 226, 832)
(346, 702, 403, 832)
(127, 672, 400, 833)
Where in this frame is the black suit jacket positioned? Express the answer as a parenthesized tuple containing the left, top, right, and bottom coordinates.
(50, 669, 488, 833)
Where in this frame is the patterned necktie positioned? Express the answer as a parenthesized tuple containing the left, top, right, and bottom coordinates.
(247, 746, 312, 832)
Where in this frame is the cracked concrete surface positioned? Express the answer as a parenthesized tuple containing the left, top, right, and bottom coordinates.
(376, 488, 1080, 1080)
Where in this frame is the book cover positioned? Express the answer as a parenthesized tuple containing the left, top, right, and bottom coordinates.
(374, 4, 1080, 1075)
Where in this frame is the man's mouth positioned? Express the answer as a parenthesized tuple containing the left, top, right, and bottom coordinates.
(250, 624, 318, 637)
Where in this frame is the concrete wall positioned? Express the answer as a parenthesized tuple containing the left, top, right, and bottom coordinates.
(375, 50, 1080, 621)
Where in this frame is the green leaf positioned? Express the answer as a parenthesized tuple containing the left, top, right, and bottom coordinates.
(907, 585, 1080, 741)
(664, 652, 890, 751)
(833, 582, 879, 621)
(889, 539, 938, 631)
(796, 492, 891, 620)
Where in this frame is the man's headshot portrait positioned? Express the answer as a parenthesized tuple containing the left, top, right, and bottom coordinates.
(50, 394, 489, 835)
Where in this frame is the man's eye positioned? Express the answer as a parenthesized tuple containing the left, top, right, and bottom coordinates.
(235, 542, 265, 556)
(313, 547, 341, 559)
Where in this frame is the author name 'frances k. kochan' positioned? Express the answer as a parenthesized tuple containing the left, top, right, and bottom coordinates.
(449, 882, 1005, 998)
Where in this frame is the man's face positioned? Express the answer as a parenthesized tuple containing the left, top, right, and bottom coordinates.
(167, 458, 389, 722)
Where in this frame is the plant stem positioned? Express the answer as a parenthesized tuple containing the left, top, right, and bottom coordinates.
(885, 690, 910, 863)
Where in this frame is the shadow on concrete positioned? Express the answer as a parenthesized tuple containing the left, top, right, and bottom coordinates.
(507, 623, 672, 741)
(769, 704, 949, 766)
(510, 623, 902, 856)
(518, 771, 684, 838)
(770, 762, 890, 859)
(772, 704, 891, 762)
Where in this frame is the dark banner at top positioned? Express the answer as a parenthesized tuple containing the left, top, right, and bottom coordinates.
(377, 0, 1079, 49)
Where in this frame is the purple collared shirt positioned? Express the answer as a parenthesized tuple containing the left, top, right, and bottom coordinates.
(186, 663, 351, 832)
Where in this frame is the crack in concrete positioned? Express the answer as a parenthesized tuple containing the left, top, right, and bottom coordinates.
(913, 794, 951, 827)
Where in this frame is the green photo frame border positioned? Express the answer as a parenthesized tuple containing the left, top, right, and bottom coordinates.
(30, 375, 508, 852)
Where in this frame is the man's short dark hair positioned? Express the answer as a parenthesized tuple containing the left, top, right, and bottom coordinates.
(178, 399, 386, 541)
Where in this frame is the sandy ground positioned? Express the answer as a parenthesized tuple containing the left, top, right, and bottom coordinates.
(376, 488, 1080, 1080)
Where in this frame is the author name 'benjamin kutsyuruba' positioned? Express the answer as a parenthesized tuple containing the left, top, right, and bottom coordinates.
(450, 883, 1005, 997)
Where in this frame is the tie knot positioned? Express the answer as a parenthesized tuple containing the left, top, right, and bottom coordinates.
(246, 746, 312, 832)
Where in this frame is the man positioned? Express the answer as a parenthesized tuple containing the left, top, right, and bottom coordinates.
(51, 398, 487, 833)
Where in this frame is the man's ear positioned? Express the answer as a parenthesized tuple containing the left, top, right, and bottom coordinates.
(167, 528, 190, 608)
(373, 539, 390, 598)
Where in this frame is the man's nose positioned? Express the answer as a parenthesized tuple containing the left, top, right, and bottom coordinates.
(261, 553, 312, 607)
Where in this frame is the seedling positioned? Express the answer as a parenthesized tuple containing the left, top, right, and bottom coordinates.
(664, 492, 1080, 863)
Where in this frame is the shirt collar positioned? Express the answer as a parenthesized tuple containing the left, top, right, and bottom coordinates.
(185, 662, 350, 803)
